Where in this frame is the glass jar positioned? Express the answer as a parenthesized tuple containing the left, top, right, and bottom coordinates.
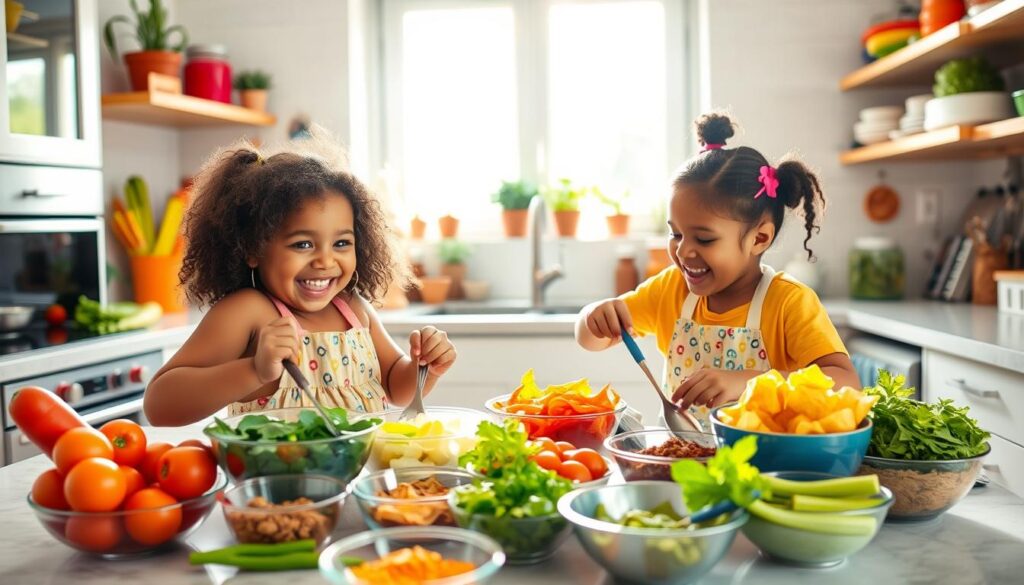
(183, 44, 232, 103)
(849, 237, 904, 300)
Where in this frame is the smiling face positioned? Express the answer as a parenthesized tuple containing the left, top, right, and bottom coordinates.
(252, 192, 357, 315)
(667, 185, 774, 299)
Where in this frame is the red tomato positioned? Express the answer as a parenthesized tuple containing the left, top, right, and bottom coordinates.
(31, 468, 69, 510)
(7, 386, 87, 456)
(119, 465, 146, 499)
(178, 439, 215, 461)
(65, 516, 123, 553)
(564, 448, 608, 478)
(556, 459, 593, 483)
(139, 442, 174, 483)
(52, 427, 114, 474)
(64, 457, 126, 512)
(554, 441, 576, 455)
(124, 488, 181, 546)
(158, 446, 217, 500)
(531, 450, 563, 471)
(44, 304, 67, 326)
(531, 437, 558, 454)
(226, 452, 245, 477)
(99, 419, 147, 467)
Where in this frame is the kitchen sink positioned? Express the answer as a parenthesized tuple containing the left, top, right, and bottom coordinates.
(422, 304, 584, 316)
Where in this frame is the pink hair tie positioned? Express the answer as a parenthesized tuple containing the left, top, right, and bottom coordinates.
(754, 165, 779, 199)
(701, 143, 724, 152)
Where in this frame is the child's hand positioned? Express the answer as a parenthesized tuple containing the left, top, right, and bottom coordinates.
(584, 299, 633, 339)
(253, 317, 301, 384)
(409, 326, 456, 376)
(671, 369, 757, 410)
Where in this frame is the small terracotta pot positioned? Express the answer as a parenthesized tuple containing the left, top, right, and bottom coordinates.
(239, 89, 268, 111)
(418, 276, 452, 305)
(124, 51, 182, 91)
(410, 216, 427, 240)
(438, 215, 459, 238)
(606, 214, 630, 237)
(440, 263, 466, 300)
(553, 210, 580, 238)
(502, 209, 528, 238)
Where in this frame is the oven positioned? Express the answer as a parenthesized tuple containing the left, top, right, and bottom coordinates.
(1, 350, 161, 465)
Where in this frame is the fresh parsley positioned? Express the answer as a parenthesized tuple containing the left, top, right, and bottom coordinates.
(865, 370, 990, 460)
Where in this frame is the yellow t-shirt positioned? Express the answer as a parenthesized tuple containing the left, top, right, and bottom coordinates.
(621, 266, 846, 372)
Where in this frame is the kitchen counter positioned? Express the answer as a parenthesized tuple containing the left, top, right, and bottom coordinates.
(1, 427, 1022, 584)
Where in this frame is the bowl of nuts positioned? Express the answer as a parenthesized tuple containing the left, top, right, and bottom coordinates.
(603, 429, 717, 482)
(220, 474, 347, 546)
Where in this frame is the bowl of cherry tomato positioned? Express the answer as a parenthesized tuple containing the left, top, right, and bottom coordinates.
(469, 437, 613, 488)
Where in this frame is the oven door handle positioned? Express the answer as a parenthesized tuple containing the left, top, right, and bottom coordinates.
(21, 189, 68, 199)
(80, 397, 145, 426)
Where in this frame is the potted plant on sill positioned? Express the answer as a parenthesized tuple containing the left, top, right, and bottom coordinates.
(409, 215, 427, 240)
(234, 70, 272, 111)
(543, 178, 585, 238)
(924, 56, 1013, 131)
(493, 180, 537, 238)
(438, 214, 459, 239)
(593, 186, 632, 237)
(104, 0, 188, 92)
(439, 239, 473, 300)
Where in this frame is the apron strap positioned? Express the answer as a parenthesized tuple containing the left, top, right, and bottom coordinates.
(266, 294, 308, 336)
(331, 297, 365, 329)
(745, 264, 777, 330)
(681, 287, 701, 319)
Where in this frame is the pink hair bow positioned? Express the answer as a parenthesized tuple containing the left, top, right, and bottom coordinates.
(701, 143, 724, 152)
(754, 165, 778, 199)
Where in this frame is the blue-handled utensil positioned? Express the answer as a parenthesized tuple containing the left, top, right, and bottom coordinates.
(688, 491, 759, 523)
(620, 329, 705, 434)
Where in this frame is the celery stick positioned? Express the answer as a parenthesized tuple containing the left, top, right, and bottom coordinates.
(791, 494, 884, 512)
(748, 500, 875, 536)
(765, 474, 879, 498)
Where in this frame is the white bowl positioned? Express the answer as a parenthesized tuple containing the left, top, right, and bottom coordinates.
(461, 280, 491, 302)
(924, 92, 1015, 131)
(854, 120, 899, 134)
(904, 94, 933, 115)
(859, 105, 903, 122)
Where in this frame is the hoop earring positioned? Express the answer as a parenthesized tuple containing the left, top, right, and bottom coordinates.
(348, 271, 359, 291)
(250, 268, 257, 288)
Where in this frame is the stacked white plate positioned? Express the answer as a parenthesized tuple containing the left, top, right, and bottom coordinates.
(891, 94, 930, 138)
(854, 105, 902, 145)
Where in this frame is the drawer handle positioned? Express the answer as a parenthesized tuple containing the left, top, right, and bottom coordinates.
(947, 378, 1001, 399)
(21, 189, 67, 199)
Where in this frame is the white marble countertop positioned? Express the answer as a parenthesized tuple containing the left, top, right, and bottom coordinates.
(1, 426, 1022, 584)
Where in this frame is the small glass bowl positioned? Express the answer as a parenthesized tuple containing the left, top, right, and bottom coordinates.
(367, 407, 487, 472)
(604, 428, 717, 481)
(220, 474, 347, 546)
(318, 526, 505, 585)
(28, 469, 227, 559)
(449, 492, 571, 565)
(485, 394, 627, 451)
(350, 466, 475, 530)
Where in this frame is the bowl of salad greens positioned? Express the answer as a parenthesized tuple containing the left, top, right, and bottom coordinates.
(449, 420, 574, 564)
(204, 408, 382, 484)
(856, 371, 991, 521)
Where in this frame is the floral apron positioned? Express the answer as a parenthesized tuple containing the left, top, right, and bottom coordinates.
(229, 296, 389, 416)
(662, 265, 777, 431)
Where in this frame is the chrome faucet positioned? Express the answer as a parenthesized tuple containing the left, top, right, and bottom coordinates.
(527, 194, 563, 309)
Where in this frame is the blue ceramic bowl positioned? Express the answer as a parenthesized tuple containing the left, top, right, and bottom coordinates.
(709, 405, 872, 476)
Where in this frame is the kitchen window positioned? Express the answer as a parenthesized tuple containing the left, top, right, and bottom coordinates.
(381, 0, 692, 238)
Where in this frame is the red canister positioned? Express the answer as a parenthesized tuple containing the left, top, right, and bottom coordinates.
(183, 44, 232, 103)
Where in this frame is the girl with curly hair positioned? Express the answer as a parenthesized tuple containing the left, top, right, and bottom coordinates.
(576, 112, 858, 430)
(145, 130, 455, 425)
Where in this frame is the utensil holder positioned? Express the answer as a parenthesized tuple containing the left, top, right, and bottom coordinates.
(130, 253, 185, 313)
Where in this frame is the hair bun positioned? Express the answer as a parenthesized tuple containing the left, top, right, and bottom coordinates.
(695, 112, 735, 147)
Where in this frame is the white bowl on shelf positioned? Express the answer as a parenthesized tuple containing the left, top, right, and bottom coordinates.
(859, 105, 903, 123)
(923, 92, 1015, 131)
(854, 120, 898, 134)
(905, 94, 933, 116)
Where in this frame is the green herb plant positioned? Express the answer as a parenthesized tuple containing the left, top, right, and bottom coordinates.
(103, 0, 188, 59)
(933, 57, 1005, 97)
(493, 180, 538, 210)
(543, 178, 586, 212)
(865, 370, 990, 460)
(454, 420, 572, 558)
(235, 70, 273, 91)
(592, 186, 631, 215)
(438, 239, 473, 265)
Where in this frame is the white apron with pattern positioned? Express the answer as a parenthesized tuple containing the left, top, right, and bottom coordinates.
(229, 296, 389, 416)
(662, 265, 777, 431)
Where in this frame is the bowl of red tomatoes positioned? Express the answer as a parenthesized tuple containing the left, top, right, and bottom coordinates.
(469, 437, 613, 488)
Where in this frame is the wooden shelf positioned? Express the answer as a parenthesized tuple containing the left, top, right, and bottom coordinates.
(102, 90, 276, 128)
(840, 0, 1024, 90)
(6, 32, 49, 49)
(840, 117, 1024, 164)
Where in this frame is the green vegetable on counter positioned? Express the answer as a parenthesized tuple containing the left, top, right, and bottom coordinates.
(671, 436, 883, 536)
(74, 295, 163, 334)
(189, 540, 353, 571)
(865, 370, 990, 460)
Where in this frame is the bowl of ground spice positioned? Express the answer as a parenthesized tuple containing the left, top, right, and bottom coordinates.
(603, 429, 717, 481)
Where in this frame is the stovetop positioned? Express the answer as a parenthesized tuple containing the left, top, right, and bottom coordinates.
(0, 322, 108, 357)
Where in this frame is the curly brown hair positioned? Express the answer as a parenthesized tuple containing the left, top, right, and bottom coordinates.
(180, 129, 408, 307)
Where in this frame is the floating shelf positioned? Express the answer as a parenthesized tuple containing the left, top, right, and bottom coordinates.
(840, 0, 1024, 90)
(6, 32, 48, 49)
(102, 76, 275, 128)
(840, 117, 1024, 165)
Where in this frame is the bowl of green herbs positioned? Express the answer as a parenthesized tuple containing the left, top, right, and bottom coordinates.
(204, 408, 382, 484)
(856, 371, 991, 521)
(449, 419, 574, 564)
